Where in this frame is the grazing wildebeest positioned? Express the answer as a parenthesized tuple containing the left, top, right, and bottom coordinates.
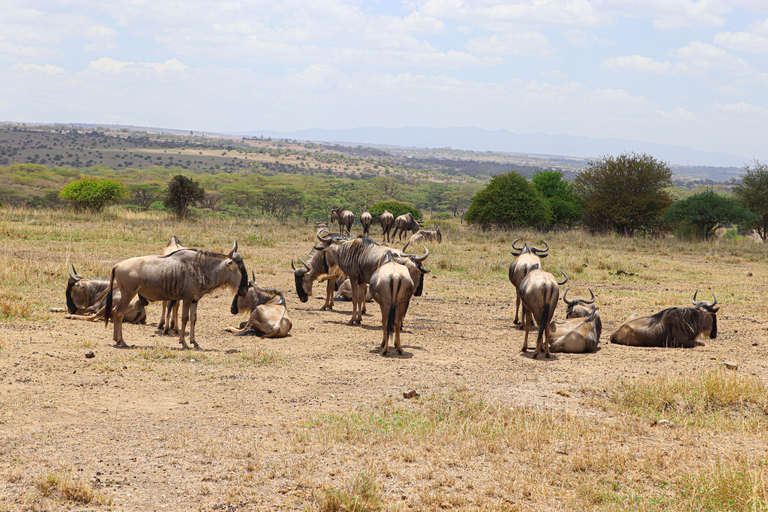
(508, 238, 549, 327)
(392, 212, 422, 241)
(360, 211, 373, 236)
(331, 207, 354, 235)
(315, 235, 429, 325)
(548, 306, 601, 353)
(562, 288, 596, 318)
(368, 252, 418, 356)
(292, 229, 350, 310)
(610, 292, 719, 348)
(64, 265, 147, 324)
(334, 277, 374, 303)
(402, 227, 442, 251)
(105, 242, 248, 349)
(518, 264, 568, 358)
(158, 235, 186, 334)
(227, 274, 292, 337)
(379, 210, 395, 243)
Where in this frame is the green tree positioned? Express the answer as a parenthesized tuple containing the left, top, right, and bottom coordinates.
(464, 172, 551, 229)
(531, 170, 581, 230)
(164, 175, 205, 219)
(59, 177, 126, 212)
(258, 184, 304, 217)
(129, 184, 163, 210)
(732, 159, 768, 241)
(663, 189, 757, 240)
(369, 200, 422, 221)
(575, 152, 673, 235)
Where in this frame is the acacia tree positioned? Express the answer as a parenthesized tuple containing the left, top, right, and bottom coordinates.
(663, 189, 757, 239)
(464, 172, 551, 229)
(164, 175, 205, 219)
(575, 152, 672, 235)
(732, 159, 768, 241)
(531, 170, 581, 230)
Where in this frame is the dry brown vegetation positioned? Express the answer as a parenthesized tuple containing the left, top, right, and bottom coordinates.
(1, 205, 768, 511)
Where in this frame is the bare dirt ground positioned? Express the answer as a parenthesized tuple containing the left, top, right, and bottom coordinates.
(1, 221, 768, 511)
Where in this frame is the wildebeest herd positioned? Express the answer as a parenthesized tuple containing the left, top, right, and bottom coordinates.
(61, 207, 720, 357)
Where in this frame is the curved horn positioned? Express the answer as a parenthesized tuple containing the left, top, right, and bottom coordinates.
(317, 230, 332, 243)
(711, 292, 717, 307)
(251, 271, 256, 283)
(531, 240, 549, 254)
(414, 244, 429, 263)
(511, 238, 524, 251)
(228, 241, 238, 258)
(556, 269, 568, 286)
(291, 260, 296, 270)
(692, 289, 699, 305)
(300, 258, 310, 270)
(69, 265, 77, 280)
(587, 305, 597, 322)
(585, 288, 595, 304)
(562, 288, 574, 306)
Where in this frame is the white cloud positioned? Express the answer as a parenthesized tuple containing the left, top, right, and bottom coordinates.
(601, 55, 684, 74)
(712, 101, 768, 116)
(465, 31, 553, 58)
(657, 107, 698, 121)
(87, 57, 187, 74)
(714, 30, 768, 53)
(14, 63, 65, 75)
(596, 0, 731, 29)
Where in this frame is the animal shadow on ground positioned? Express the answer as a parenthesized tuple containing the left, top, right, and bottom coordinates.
(519, 350, 560, 361)
(368, 347, 415, 358)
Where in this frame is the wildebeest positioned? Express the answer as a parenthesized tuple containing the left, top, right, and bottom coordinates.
(562, 288, 596, 318)
(402, 227, 442, 251)
(64, 265, 147, 324)
(548, 306, 601, 353)
(508, 238, 549, 326)
(392, 212, 422, 241)
(331, 207, 354, 235)
(292, 229, 350, 310)
(158, 235, 186, 334)
(610, 292, 719, 348)
(315, 234, 429, 325)
(227, 274, 292, 337)
(105, 242, 248, 349)
(334, 277, 374, 303)
(368, 252, 416, 356)
(360, 211, 373, 236)
(379, 210, 394, 243)
(518, 264, 568, 358)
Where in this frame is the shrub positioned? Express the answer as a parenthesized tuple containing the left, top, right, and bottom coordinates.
(663, 189, 756, 239)
(464, 171, 551, 229)
(531, 170, 581, 230)
(59, 177, 127, 212)
(164, 175, 205, 219)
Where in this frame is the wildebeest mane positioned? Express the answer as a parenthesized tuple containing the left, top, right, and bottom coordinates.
(650, 307, 707, 346)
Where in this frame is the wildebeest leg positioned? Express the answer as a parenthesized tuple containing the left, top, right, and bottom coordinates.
(347, 279, 360, 325)
(522, 312, 531, 353)
(171, 301, 179, 330)
(394, 299, 404, 355)
(361, 284, 368, 314)
(514, 293, 521, 325)
(178, 300, 191, 349)
(322, 279, 334, 310)
(188, 301, 200, 349)
(159, 301, 168, 331)
(380, 302, 389, 354)
(112, 288, 137, 347)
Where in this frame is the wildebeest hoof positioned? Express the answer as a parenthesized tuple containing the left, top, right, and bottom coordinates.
(381, 350, 388, 356)
(397, 349, 403, 355)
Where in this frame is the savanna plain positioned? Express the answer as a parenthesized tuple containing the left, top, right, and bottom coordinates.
(1, 207, 768, 511)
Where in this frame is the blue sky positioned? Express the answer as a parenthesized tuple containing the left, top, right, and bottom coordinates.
(2, 0, 768, 161)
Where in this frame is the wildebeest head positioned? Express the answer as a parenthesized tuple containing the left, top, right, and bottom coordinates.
(226, 241, 249, 298)
(563, 288, 596, 318)
(398, 245, 430, 297)
(291, 258, 313, 303)
(511, 238, 549, 258)
(66, 265, 109, 314)
(66, 264, 82, 314)
(693, 290, 719, 339)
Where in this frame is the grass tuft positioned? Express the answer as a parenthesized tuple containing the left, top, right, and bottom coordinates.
(34, 472, 112, 506)
(317, 470, 382, 512)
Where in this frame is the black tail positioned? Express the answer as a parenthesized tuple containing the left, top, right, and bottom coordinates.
(386, 279, 398, 341)
(537, 302, 550, 347)
(104, 267, 115, 326)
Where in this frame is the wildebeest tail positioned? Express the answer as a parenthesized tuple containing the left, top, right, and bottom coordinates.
(537, 302, 550, 344)
(104, 267, 115, 326)
(387, 279, 398, 340)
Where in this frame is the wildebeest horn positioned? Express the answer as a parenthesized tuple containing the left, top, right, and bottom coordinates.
(562, 288, 574, 306)
(556, 269, 568, 286)
(317, 231, 332, 243)
(291, 260, 296, 270)
(251, 271, 256, 283)
(414, 244, 429, 262)
(585, 288, 595, 304)
(69, 265, 78, 280)
(300, 258, 309, 269)
(693, 290, 718, 308)
(511, 237, 524, 251)
(228, 241, 238, 258)
(531, 240, 549, 254)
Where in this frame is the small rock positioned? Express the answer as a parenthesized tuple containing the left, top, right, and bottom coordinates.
(225, 349, 238, 354)
(85, 350, 95, 359)
(123, 365, 128, 370)
(724, 362, 738, 371)
(657, 419, 670, 427)
(753, 342, 759, 347)
(747, 272, 753, 277)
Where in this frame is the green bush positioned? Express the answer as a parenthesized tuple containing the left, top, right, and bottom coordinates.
(370, 200, 422, 221)
(431, 212, 453, 220)
(59, 177, 127, 212)
(531, 170, 581, 229)
(663, 189, 756, 240)
(464, 172, 551, 229)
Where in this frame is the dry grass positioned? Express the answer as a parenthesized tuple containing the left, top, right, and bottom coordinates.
(24, 472, 113, 509)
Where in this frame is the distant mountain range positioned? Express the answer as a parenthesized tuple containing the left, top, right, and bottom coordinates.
(238, 126, 748, 168)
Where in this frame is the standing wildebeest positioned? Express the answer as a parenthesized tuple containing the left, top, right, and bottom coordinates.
(360, 211, 373, 236)
(292, 229, 349, 310)
(392, 212, 422, 241)
(518, 264, 567, 358)
(105, 242, 248, 349)
(64, 265, 148, 323)
(331, 207, 354, 235)
(315, 235, 429, 326)
(158, 235, 186, 334)
(610, 292, 719, 348)
(508, 238, 549, 326)
(379, 210, 394, 243)
(402, 227, 442, 251)
(368, 252, 420, 356)
(227, 274, 292, 337)
(547, 306, 602, 353)
(562, 288, 596, 318)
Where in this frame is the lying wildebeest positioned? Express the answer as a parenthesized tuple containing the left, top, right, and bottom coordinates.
(392, 212, 422, 241)
(331, 207, 354, 235)
(379, 210, 394, 243)
(508, 238, 549, 326)
(227, 273, 292, 337)
(547, 306, 601, 353)
(360, 211, 373, 236)
(562, 288, 596, 318)
(158, 235, 186, 334)
(402, 227, 442, 251)
(334, 277, 374, 303)
(518, 264, 567, 358)
(292, 229, 350, 310)
(368, 252, 417, 356)
(610, 291, 719, 348)
(64, 265, 147, 324)
(105, 242, 248, 349)
(315, 234, 429, 325)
